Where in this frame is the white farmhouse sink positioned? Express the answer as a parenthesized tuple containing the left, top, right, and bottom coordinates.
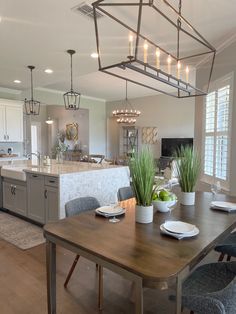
(1, 166, 27, 181)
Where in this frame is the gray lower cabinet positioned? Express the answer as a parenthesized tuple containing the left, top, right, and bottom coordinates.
(27, 173, 59, 224)
(3, 181, 15, 211)
(3, 179, 27, 216)
(45, 186, 59, 223)
(27, 174, 45, 223)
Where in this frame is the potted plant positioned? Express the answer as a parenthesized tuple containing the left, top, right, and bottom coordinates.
(175, 145, 201, 205)
(129, 147, 156, 223)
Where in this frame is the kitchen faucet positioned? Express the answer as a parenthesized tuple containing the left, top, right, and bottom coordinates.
(27, 151, 41, 163)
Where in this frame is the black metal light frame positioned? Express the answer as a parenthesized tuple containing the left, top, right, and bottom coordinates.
(92, 0, 216, 98)
(24, 66, 40, 115)
(64, 50, 81, 110)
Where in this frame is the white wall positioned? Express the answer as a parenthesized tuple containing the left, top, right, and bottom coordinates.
(195, 40, 236, 195)
(21, 88, 107, 156)
(106, 93, 195, 159)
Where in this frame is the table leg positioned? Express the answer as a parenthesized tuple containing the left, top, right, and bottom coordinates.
(175, 275, 182, 314)
(46, 240, 56, 314)
(134, 278, 143, 314)
(98, 265, 103, 310)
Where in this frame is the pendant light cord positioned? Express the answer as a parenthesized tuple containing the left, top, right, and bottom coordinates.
(30, 68, 34, 101)
(70, 53, 73, 92)
(125, 80, 134, 110)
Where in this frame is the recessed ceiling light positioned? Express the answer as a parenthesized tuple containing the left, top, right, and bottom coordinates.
(91, 52, 98, 58)
(45, 68, 53, 74)
(14, 80, 21, 84)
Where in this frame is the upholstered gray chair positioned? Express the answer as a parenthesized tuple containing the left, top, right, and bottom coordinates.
(215, 231, 236, 261)
(117, 186, 134, 201)
(64, 197, 101, 288)
(181, 261, 236, 314)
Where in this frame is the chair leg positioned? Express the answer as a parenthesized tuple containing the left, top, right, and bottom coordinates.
(190, 311, 194, 314)
(227, 255, 231, 261)
(64, 254, 80, 288)
(98, 266, 103, 310)
(218, 253, 225, 261)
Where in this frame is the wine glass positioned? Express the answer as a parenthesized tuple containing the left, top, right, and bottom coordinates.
(108, 203, 120, 223)
(211, 181, 221, 200)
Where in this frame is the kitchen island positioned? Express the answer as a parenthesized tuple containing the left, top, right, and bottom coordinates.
(0, 159, 130, 224)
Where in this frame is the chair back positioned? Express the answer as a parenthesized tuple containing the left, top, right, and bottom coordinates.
(65, 196, 100, 217)
(117, 186, 134, 201)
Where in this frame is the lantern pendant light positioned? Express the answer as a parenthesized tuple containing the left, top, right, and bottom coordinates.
(93, 0, 216, 98)
(64, 49, 81, 110)
(24, 66, 40, 115)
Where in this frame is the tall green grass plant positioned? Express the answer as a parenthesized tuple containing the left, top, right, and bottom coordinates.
(175, 146, 201, 192)
(129, 147, 155, 206)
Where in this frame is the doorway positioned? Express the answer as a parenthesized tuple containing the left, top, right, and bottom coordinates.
(31, 122, 41, 154)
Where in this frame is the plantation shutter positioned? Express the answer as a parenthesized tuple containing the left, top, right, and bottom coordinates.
(203, 75, 232, 189)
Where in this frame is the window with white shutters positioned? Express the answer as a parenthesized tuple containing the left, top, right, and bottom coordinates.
(202, 74, 233, 189)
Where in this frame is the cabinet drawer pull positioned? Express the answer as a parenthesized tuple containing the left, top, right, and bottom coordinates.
(44, 189, 48, 199)
(32, 175, 38, 178)
(10, 185, 14, 195)
(49, 180, 55, 183)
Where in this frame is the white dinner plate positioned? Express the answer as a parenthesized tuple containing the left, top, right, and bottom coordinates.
(95, 208, 126, 217)
(163, 221, 195, 234)
(160, 224, 199, 240)
(97, 205, 124, 215)
(211, 201, 236, 211)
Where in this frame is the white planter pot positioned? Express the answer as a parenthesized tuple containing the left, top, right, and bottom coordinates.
(181, 192, 195, 206)
(135, 205, 153, 224)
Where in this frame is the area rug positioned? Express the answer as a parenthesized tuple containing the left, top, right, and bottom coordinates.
(0, 211, 45, 250)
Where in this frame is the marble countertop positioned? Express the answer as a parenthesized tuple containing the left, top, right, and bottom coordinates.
(0, 159, 125, 177)
(0, 156, 28, 161)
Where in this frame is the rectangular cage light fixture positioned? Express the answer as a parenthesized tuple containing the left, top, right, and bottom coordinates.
(92, 0, 216, 98)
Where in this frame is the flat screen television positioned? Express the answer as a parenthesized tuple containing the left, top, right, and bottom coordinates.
(161, 138, 193, 157)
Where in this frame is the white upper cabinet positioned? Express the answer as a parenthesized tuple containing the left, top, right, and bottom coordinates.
(0, 99, 23, 142)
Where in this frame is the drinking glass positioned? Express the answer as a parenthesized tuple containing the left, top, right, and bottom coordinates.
(108, 203, 120, 223)
(211, 181, 221, 199)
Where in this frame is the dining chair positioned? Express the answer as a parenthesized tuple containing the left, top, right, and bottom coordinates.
(64, 197, 103, 308)
(214, 231, 236, 261)
(117, 186, 134, 201)
(181, 261, 236, 314)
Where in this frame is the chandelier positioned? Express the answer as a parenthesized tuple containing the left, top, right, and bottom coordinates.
(64, 50, 81, 110)
(24, 66, 40, 115)
(92, 0, 216, 98)
(113, 80, 141, 124)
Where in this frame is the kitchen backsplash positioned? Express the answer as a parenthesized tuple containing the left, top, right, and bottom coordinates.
(0, 142, 24, 156)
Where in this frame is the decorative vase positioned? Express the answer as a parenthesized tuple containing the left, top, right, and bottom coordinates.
(56, 152, 64, 164)
(181, 192, 195, 206)
(135, 205, 153, 224)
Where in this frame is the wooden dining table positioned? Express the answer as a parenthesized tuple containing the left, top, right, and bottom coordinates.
(44, 192, 236, 314)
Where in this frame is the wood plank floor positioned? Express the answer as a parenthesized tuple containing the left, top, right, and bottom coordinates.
(0, 237, 219, 314)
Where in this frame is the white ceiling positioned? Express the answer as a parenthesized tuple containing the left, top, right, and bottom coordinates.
(0, 0, 236, 101)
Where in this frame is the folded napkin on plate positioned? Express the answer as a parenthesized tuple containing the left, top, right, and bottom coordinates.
(160, 223, 199, 240)
(210, 201, 236, 212)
